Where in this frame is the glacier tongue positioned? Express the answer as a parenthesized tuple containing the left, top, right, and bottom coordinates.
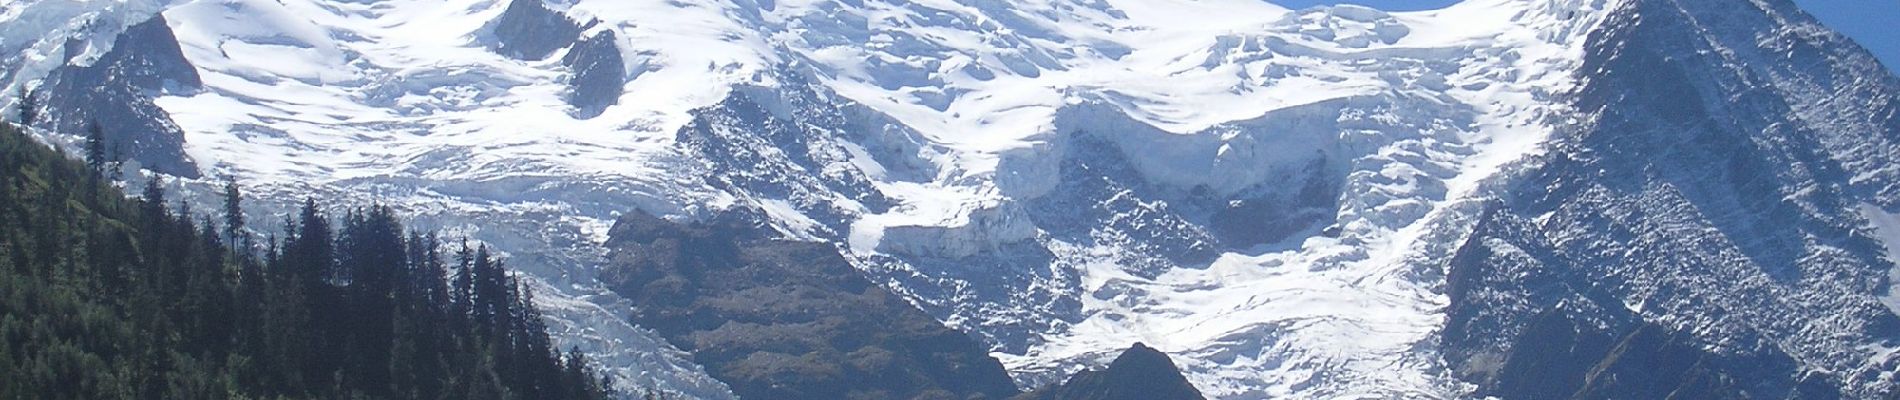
(801, 0, 1622, 397)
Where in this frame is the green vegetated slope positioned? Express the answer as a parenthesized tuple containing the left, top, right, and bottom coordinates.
(0, 122, 618, 400)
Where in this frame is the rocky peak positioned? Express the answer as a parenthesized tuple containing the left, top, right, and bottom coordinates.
(35, 13, 200, 177)
(489, 0, 585, 61)
(1015, 343, 1204, 400)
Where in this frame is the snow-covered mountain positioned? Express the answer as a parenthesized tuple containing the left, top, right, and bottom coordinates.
(3, 0, 1897, 398)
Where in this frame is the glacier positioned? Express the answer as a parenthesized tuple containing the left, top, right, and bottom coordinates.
(3, 0, 1898, 398)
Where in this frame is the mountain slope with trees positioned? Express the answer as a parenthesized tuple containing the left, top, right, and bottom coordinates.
(0, 122, 617, 399)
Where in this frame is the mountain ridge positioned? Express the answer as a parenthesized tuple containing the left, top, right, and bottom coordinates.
(3, 0, 1898, 398)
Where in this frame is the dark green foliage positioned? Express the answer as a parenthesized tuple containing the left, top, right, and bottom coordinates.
(14, 87, 35, 127)
(0, 123, 619, 400)
(222, 179, 245, 251)
(84, 121, 105, 177)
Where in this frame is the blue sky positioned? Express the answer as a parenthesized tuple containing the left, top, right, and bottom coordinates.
(1269, 1, 1900, 75)
(1792, 0, 1900, 75)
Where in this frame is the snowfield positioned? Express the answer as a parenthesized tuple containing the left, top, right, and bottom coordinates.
(9, 0, 1898, 398)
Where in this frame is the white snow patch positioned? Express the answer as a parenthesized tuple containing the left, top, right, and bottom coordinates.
(1859, 203, 1900, 315)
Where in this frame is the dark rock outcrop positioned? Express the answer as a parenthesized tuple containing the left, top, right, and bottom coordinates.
(1023, 130, 1222, 276)
(489, 0, 584, 61)
(597, 210, 1019, 400)
(1014, 343, 1204, 400)
(676, 83, 896, 231)
(562, 31, 622, 118)
(1483, 307, 1753, 400)
(488, 0, 621, 117)
(36, 14, 201, 177)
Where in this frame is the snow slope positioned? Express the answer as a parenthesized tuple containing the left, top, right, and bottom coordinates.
(8, 0, 1897, 398)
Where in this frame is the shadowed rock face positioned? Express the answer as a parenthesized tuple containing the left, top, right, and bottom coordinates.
(597, 210, 1019, 400)
(1482, 306, 1758, 400)
(1442, 0, 1900, 398)
(489, 0, 621, 117)
(36, 14, 200, 177)
(489, 0, 583, 61)
(1014, 343, 1204, 400)
(563, 31, 622, 118)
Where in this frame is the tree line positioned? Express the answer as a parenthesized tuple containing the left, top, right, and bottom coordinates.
(0, 121, 629, 399)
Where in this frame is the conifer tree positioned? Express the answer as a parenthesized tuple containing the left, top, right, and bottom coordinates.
(452, 240, 477, 330)
(223, 179, 247, 252)
(0, 123, 620, 399)
(288, 198, 335, 290)
(15, 86, 36, 126)
(85, 121, 106, 176)
(141, 175, 166, 217)
(106, 142, 123, 181)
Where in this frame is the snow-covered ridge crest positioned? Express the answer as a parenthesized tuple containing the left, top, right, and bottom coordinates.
(0, 0, 174, 105)
(0, 0, 1644, 398)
